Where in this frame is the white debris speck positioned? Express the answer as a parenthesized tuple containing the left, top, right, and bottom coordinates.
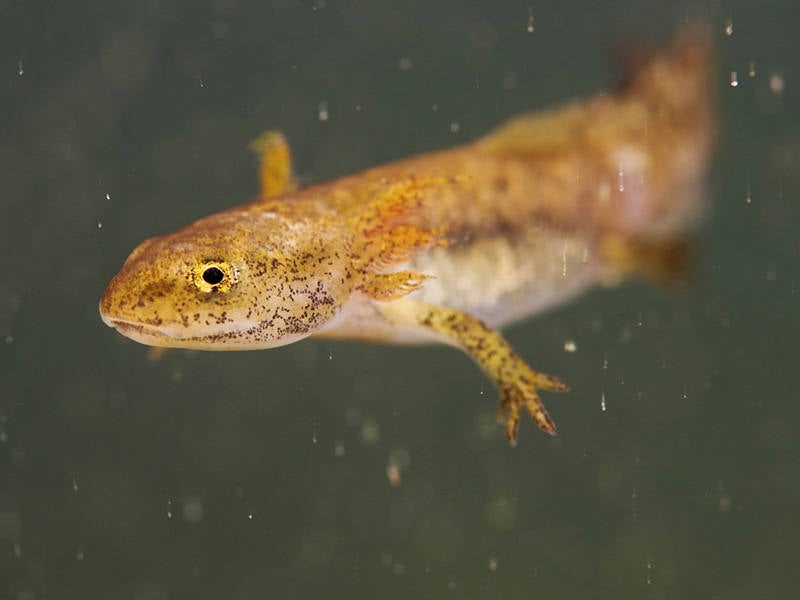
(97, 221, 103, 229)
(360, 418, 381, 445)
(182, 497, 204, 523)
(386, 463, 402, 487)
(730, 71, 738, 87)
(334, 441, 346, 457)
(72, 474, 79, 492)
(724, 18, 733, 36)
(600, 390, 606, 412)
(748, 61, 756, 78)
(526, 8, 534, 33)
(317, 101, 330, 122)
(18, 60, 24, 76)
(769, 72, 784, 94)
(449, 121, 460, 134)
(563, 340, 577, 353)
(105, 192, 111, 200)
(488, 555, 499, 571)
(398, 57, 413, 71)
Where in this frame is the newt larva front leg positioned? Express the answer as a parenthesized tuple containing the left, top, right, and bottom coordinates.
(379, 299, 568, 446)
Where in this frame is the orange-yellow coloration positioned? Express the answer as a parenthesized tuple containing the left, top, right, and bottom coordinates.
(100, 29, 715, 445)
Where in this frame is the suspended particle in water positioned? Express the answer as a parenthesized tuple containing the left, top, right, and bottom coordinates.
(488, 555, 499, 571)
(745, 184, 752, 204)
(526, 7, 534, 33)
(317, 101, 330, 122)
(334, 440, 346, 457)
(646, 556, 653, 585)
(398, 57, 413, 71)
(166, 498, 174, 519)
(360, 418, 381, 445)
(76, 548, 85, 561)
(769, 72, 784, 95)
(729, 70, 738, 87)
(600, 390, 606, 412)
(182, 497, 204, 523)
(449, 121, 460, 134)
(386, 463, 402, 487)
(561, 242, 568, 277)
(105, 192, 111, 200)
(97, 221, 103, 229)
(563, 340, 577, 353)
(724, 17, 733, 36)
(72, 474, 79, 492)
(748, 61, 756, 77)
(18, 60, 23, 76)
(618, 165, 625, 192)
(503, 70, 518, 91)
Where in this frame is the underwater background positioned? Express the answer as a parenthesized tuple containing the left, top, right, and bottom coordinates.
(2, 0, 799, 598)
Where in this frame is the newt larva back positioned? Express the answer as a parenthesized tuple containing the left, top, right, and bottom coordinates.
(101, 28, 714, 444)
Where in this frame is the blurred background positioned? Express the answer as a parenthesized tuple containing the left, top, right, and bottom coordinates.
(1, 0, 798, 598)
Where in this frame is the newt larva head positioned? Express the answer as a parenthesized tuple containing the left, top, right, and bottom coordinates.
(99, 208, 353, 350)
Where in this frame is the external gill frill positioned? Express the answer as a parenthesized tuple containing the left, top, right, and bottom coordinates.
(350, 177, 453, 301)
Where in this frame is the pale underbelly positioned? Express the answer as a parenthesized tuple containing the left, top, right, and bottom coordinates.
(407, 228, 607, 330)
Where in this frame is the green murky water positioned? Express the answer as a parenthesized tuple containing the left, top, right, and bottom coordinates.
(2, 1, 799, 598)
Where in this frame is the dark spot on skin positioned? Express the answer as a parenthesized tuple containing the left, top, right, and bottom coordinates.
(493, 177, 509, 192)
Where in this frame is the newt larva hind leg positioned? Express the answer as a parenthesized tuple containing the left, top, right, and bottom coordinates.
(249, 131, 297, 198)
(379, 299, 568, 446)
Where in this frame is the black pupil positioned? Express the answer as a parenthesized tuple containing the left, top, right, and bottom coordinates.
(202, 266, 225, 285)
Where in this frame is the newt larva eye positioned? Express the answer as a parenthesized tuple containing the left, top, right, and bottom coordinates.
(193, 261, 237, 293)
(202, 266, 225, 285)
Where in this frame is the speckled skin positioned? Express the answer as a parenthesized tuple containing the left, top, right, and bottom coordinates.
(100, 29, 714, 444)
